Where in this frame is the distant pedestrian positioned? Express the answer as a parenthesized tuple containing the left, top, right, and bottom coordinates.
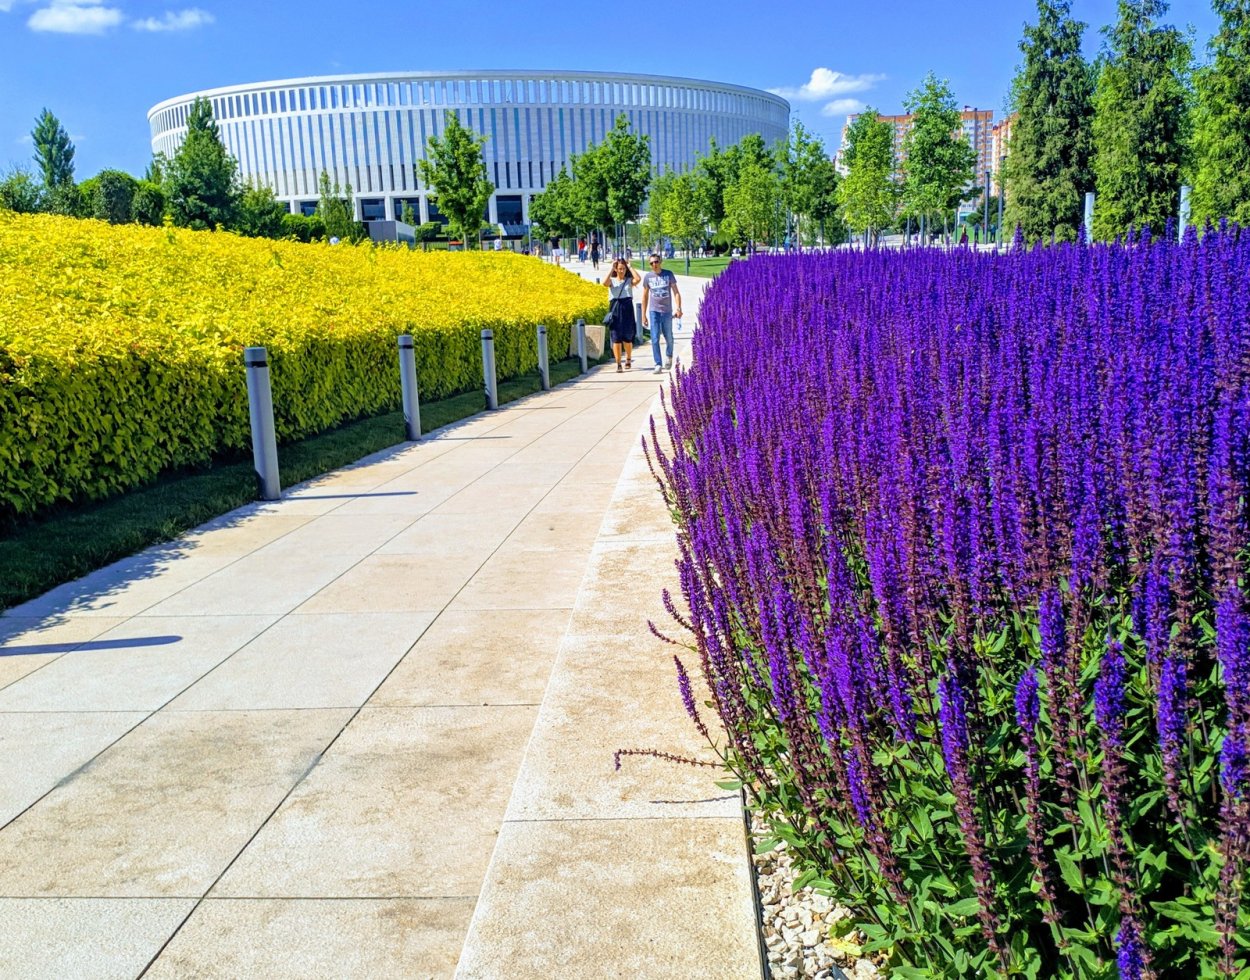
(590, 240, 601, 271)
(494, 236, 503, 251)
(603, 257, 641, 372)
(642, 253, 682, 373)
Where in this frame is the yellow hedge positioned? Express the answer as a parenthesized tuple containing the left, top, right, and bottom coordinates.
(0, 211, 607, 517)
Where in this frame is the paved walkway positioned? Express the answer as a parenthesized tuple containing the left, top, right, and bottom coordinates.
(0, 268, 758, 978)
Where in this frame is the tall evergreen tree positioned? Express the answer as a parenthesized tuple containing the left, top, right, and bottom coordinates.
(901, 73, 976, 237)
(418, 111, 494, 248)
(163, 97, 240, 230)
(839, 110, 899, 245)
(1003, 0, 1095, 242)
(1192, 0, 1250, 225)
(31, 108, 75, 191)
(1092, 0, 1191, 239)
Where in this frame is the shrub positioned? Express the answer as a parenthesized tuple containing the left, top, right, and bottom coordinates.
(0, 212, 606, 518)
(654, 233, 1250, 977)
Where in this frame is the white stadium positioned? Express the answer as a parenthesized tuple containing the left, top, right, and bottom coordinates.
(148, 70, 790, 231)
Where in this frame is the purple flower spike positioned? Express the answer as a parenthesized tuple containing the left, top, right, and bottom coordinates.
(1014, 668, 1040, 732)
(1115, 917, 1148, 979)
(1095, 640, 1128, 752)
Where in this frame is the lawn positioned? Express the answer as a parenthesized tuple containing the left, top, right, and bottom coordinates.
(633, 256, 735, 278)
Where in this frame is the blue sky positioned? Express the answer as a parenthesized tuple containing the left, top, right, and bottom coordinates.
(0, 0, 1219, 179)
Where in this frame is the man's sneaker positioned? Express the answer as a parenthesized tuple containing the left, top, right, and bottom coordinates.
(653, 364, 664, 374)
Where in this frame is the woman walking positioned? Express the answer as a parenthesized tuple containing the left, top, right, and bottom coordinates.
(603, 257, 641, 372)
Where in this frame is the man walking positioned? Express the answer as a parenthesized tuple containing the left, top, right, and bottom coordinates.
(641, 253, 682, 373)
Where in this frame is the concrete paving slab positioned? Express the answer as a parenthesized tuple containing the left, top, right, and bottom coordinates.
(454, 818, 758, 979)
(374, 511, 524, 557)
(0, 709, 351, 897)
(213, 705, 535, 899)
(291, 554, 484, 614)
(369, 608, 572, 707)
(0, 711, 146, 826)
(0, 616, 130, 692)
(501, 629, 734, 823)
(0, 615, 277, 713)
(0, 898, 194, 980)
(449, 547, 592, 612)
(145, 897, 474, 980)
(167, 612, 436, 711)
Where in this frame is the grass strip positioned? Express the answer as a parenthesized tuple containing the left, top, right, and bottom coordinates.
(0, 355, 597, 611)
(632, 256, 733, 278)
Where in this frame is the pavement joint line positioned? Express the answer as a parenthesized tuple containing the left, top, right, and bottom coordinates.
(128, 364, 672, 975)
(1, 894, 480, 901)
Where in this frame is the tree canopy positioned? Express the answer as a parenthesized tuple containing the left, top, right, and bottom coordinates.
(418, 111, 494, 248)
(901, 72, 976, 231)
(163, 97, 241, 230)
(1191, 0, 1250, 225)
(1091, 0, 1191, 239)
(1003, 0, 1096, 242)
(839, 110, 899, 244)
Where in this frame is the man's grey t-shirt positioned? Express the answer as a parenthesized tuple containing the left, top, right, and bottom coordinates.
(643, 269, 678, 314)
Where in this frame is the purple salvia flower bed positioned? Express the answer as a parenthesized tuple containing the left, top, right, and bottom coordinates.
(653, 234, 1250, 976)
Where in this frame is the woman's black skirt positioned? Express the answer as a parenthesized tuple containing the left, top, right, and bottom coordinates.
(608, 298, 636, 343)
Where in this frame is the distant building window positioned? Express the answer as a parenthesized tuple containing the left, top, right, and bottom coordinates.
(360, 198, 386, 222)
(495, 195, 523, 224)
(299, 200, 318, 217)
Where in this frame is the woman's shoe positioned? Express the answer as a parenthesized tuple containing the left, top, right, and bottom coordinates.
(616, 364, 623, 373)
(625, 358, 631, 368)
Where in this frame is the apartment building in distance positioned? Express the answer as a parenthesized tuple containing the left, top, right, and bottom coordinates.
(990, 112, 1018, 184)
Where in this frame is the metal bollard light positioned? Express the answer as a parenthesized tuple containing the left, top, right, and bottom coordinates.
(481, 328, 499, 410)
(575, 318, 587, 374)
(243, 346, 281, 500)
(536, 324, 551, 391)
(1178, 185, 1191, 243)
(635, 301, 644, 345)
(398, 333, 421, 440)
(1083, 192, 1095, 244)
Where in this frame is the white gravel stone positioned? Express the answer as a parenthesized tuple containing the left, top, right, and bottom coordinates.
(750, 811, 881, 979)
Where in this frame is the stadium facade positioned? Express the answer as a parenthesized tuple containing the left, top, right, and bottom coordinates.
(148, 70, 790, 230)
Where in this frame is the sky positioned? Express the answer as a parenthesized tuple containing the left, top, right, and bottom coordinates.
(0, 0, 1221, 179)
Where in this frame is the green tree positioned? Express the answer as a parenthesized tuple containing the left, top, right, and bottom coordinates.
(723, 161, 781, 248)
(660, 171, 708, 273)
(1092, 0, 1191, 239)
(234, 184, 289, 238)
(1003, 0, 1096, 243)
(839, 110, 899, 245)
(163, 97, 240, 230)
(641, 169, 676, 252)
(1191, 0, 1250, 224)
(901, 72, 977, 238)
(600, 115, 651, 238)
(85, 169, 138, 224)
(316, 171, 362, 243)
(528, 166, 579, 239)
(131, 180, 166, 226)
(0, 166, 44, 213)
(418, 111, 494, 249)
(779, 121, 836, 247)
(31, 108, 74, 194)
(694, 138, 731, 232)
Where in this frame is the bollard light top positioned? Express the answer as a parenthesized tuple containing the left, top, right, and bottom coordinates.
(481, 328, 494, 338)
(243, 346, 268, 365)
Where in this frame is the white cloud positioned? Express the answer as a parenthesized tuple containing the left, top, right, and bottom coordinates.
(820, 98, 867, 117)
(132, 7, 213, 31)
(769, 68, 886, 102)
(28, 0, 123, 34)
